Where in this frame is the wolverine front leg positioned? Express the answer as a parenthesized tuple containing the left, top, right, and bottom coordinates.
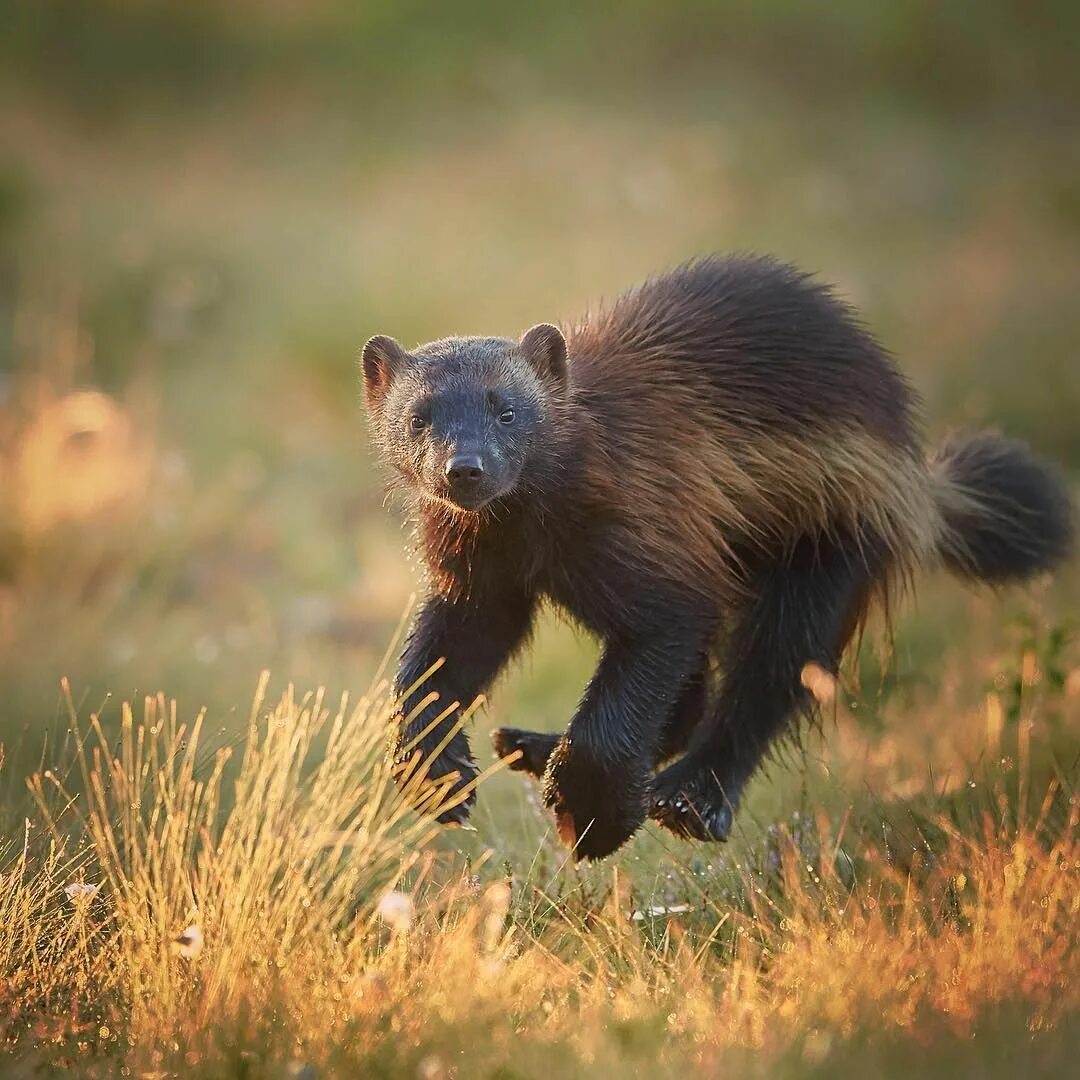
(541, 617, 709, 860)
(392, 588, 535, 824)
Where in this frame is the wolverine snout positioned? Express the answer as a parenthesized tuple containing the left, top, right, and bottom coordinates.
(443, 452, 491, 506)
(444, 453, 485, 485)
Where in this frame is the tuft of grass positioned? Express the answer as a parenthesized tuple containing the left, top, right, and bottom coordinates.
(14, 666, 445, 1071)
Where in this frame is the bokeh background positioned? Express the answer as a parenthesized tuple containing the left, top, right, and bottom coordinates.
(1, 1, 1078, 853)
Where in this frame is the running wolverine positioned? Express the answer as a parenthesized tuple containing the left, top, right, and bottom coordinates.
(361, 255, 1074, 860)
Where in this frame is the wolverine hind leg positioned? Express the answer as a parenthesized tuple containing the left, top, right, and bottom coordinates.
(652, 531, 885, 842)
(490, 727, 560, 777)
(492, 654, 712, 778)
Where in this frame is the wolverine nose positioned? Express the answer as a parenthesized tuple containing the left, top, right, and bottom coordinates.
(445, 453, 485, 485)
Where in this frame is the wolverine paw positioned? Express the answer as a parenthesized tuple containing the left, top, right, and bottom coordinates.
(651, 764, 736, 842)
(392, 732, 478, 827)
(541, 737, 649, 861)
(491, 727, 560, 778)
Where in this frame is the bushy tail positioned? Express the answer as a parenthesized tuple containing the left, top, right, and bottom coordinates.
(931, 432, 1074, 584)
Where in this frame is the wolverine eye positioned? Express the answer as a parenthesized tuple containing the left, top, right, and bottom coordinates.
(409, 415, 428, 434)
(499, 407, 515, 425)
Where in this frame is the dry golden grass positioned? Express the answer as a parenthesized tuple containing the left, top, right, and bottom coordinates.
(2, 663, 1076, 1077)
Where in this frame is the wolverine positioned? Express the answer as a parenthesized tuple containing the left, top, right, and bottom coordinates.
(361, 254, 1073, 860)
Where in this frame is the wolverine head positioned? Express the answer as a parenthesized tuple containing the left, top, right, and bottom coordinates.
(361, 324, 568, 511)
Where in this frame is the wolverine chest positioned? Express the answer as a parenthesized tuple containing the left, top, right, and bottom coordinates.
(523, 521, 645, 639)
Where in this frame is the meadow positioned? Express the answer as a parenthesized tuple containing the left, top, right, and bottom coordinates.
(1, 4, 1078, 1076)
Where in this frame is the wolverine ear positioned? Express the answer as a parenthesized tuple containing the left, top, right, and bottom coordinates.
(519, 323, 567, 387)
(361, 334, 410, 413)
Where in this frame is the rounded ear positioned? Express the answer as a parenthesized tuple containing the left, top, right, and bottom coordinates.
(519, 323, 568, 387)
(361, 335, 410, 413)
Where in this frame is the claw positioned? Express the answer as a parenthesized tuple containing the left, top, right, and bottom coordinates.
(394, 741, 478, 828)
(650, 773, 736, 843)
(436, 801, 472, 827)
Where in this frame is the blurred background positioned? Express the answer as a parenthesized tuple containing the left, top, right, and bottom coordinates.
(1, 1, 1077, 846)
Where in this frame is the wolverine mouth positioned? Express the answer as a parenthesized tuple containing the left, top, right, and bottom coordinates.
(435, 487, 495, 512)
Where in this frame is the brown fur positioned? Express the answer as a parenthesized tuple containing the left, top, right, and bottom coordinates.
(558, 264, 938, 610)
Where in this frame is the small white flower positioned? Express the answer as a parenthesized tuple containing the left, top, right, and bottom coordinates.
(416, 1054, 445, 1080)
(64, 882, 100, 904)
(174, 924, 204, 959)
(629, 903, 690, 922)
(377, 890, 414, 933)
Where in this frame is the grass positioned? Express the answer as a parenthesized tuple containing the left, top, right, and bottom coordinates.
(2, 5, 1080, 1075)
(2, 648, 1078, 1077)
